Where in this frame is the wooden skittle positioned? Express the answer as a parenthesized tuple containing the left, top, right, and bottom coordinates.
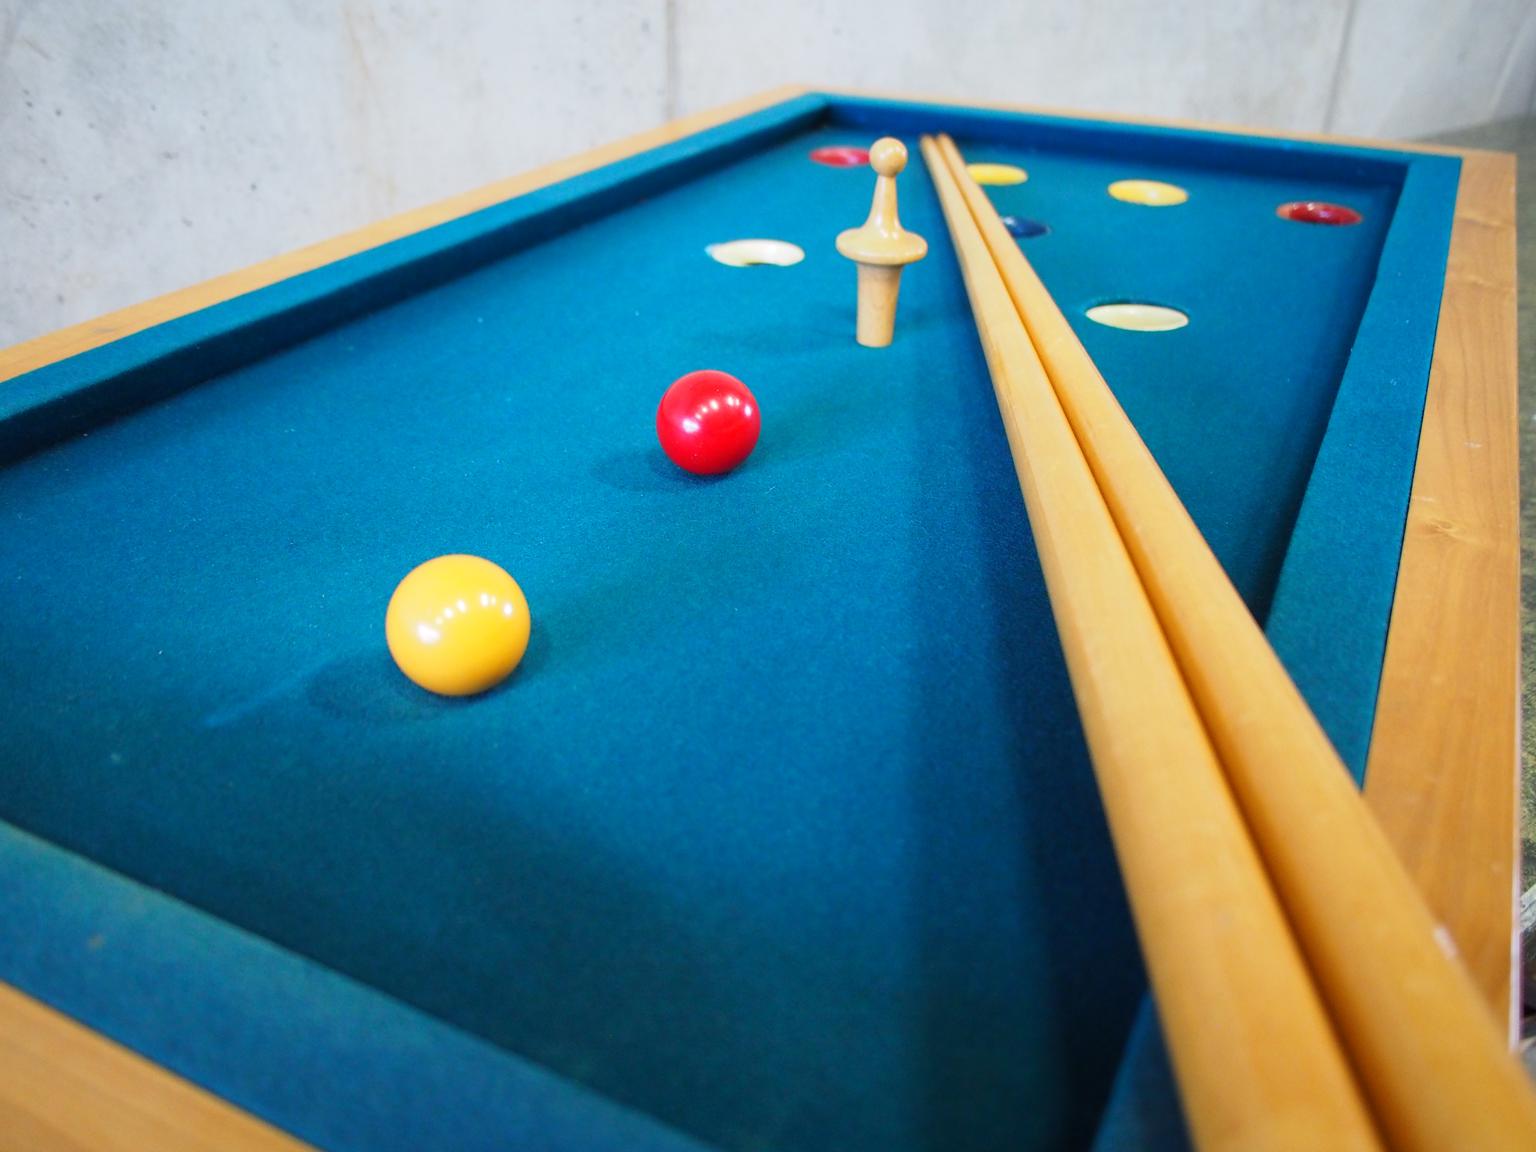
(836, 138, 927, 347)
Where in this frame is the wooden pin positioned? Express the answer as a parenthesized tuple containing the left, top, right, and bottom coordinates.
(836, 138, 927, 347)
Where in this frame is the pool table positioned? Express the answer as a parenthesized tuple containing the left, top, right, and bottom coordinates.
(0, 88, 1518, 1152)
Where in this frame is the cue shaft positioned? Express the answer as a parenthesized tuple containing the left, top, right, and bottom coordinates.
(917, 135, 1380, 1152)
(932, 131, 1536, 1150)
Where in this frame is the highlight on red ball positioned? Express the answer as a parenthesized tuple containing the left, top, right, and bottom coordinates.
(656, 369, 761, 475)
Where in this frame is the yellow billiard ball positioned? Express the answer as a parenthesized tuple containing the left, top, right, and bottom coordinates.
(385, 555, 531, 696)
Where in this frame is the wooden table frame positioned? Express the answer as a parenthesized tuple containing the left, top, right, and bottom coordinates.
(0, 87, 1517, 1150)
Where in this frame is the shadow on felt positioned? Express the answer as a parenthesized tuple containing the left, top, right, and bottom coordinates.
(305, 631, 552, 723)
(589, 448, 733, 493)
(900, 315, 1149, 1150)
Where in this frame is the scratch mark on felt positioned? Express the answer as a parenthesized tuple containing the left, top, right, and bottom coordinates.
(203, 660, 330, 728)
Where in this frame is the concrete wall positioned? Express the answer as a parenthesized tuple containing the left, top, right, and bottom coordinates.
(3, 0, 1532, 348)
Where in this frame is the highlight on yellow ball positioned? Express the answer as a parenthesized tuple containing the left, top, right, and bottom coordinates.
(386, 554, 531, 696)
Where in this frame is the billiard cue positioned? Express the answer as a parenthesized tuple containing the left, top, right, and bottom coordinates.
(915, 135, 1380, 1152)
(929, 132, 1536, 1150)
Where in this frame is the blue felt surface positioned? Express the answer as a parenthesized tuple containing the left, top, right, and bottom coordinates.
(939, 133, 1401, 618)
(1266, 153, 1461, 779)
(1090, 1002, 1192, 1152)
(0, 94, 1458, 1152)
(0, 822, 716, 1152)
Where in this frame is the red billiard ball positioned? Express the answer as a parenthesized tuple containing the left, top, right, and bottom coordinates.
(656, 370, 760, 475)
